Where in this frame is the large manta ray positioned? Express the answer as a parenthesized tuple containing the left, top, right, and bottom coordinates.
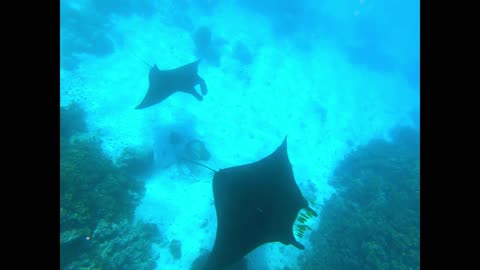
(135, 60, 207, 109)
(198, 137, 317, 270)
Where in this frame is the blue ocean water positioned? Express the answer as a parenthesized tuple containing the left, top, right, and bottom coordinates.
(60, 0, 420, 269)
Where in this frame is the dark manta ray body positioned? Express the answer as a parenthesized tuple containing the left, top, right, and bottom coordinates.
(135, 60, 208, 109)
(200, 137, 317, 270)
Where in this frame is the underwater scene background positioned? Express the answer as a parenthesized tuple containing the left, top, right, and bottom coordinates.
(60, 0, 420, 269)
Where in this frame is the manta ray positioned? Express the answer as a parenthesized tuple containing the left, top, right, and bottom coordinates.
(193, 137, 317, 270)
(135, 60, 208, 109)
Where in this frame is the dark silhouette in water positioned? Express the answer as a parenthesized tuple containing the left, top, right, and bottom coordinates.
(135, 60, 208, 109)
(193, 137, 317, 270)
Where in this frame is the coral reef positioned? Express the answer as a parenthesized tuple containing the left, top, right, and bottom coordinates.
(300, 126, 419, 270)
(60, 101, 87, 139)
(90, 219, 161, 270)
(60, 137, 145, 228)
(117, 146, 155, 178)
(61, 104, 160, 269)
(61, 218, 161, 270)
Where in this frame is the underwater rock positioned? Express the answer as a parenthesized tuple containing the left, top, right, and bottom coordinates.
(169, 239, 182, 260)
(117, 146, 154, 178)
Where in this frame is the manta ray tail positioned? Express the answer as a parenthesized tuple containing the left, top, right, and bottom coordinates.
(181, 158, 217, 173)
(130, 50, 153, 68)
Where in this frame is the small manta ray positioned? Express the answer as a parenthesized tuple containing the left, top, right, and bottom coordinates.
(190, 137, 318, 270)
(135, 60, 208, 109)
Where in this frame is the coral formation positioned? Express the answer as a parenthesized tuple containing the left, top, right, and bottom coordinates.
(60, 104, 160, 270)
(90, 219, 161, 270)
(300, 126, 419, 270)
(60, 101, 87, 139)
(117, 146, 155, 178)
